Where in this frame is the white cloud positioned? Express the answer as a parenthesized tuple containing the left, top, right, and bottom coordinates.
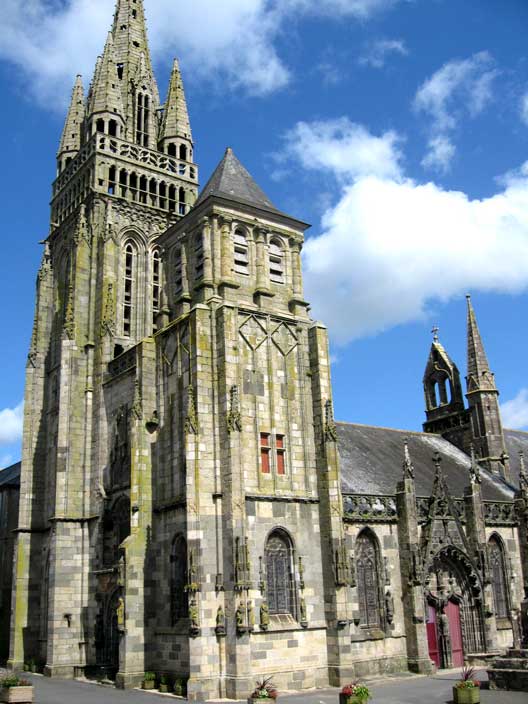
(421, 135, 456, 173)
(0, 402, 24, 445)
(283, 118, 404, 181)
(0, 0, 402, 109)
(501, 389, 528, 430)
(359, 39, 408, 69)
(0, 454, 14, 470)
(281, 119, 528, 344)
(414, 52, 499, 172)
(521, 92, 528, 127)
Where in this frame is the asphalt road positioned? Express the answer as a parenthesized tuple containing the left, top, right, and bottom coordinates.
(18, 669, 528, 704)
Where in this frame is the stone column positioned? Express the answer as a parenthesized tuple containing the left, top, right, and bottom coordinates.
(396, 447, 434, 674)
(220, 217, 234, 285)
(290, 239, 303, 299)
(255, 228, 270, 294)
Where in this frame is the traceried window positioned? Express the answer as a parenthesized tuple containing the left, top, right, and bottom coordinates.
(151, 248, 161, 332)
(173, 246, 183, 296)
(356, 529, 382, 628)
(234, 229, 249, 275)
(136, 92, 150, 147)
(269, 238, 284, 283)
(123, 241, 136, 337)
(170, 535, 188, 625)
(178, 187, 186, 215)
(265, 531, 294, 616)
(489, 535, 510, 619)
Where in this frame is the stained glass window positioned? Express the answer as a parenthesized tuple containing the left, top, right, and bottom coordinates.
(265, 531, 294, 616)
(170, 536, 188, 625)
(489, 536, 509, 619)
(356, 530, 382, 628)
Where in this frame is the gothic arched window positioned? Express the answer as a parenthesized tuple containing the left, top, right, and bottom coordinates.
(265, 530, 294, 616)
(122, 241, 136, 337)
(170, 536, 188, 625)
(234, 229, 249, 275)
(269, 238, 284, 283)
(489, 535, 509, 619)
(151, 248, 161, 332)
(356, 530, 382, 628)
(103, 496, 130, 567)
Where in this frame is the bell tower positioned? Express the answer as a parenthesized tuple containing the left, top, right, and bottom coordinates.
(9, 0, 198, 677)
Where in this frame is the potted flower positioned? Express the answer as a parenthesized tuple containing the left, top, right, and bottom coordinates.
(173, 677, 187, 697)
(159, 675, 169, 694)
(248, 676, 279, 703)
(339, 681, 371, 704)
(453, 667, 480, 704)
(142, 672, 156, 690)
(0, 675, 34, 703)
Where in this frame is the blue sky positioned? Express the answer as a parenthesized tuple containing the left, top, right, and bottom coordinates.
(1, 0, 528, 468)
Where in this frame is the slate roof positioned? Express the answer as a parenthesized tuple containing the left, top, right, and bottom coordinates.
(195, 147, 280, 214)
(337, 422, 514, 501)
(504, 428, 528, 488)
(0, 462, 21, 489)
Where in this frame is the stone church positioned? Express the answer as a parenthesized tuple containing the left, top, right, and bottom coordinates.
(1, 0, 528, 699)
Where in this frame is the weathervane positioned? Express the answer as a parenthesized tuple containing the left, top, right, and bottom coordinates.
(431, 326, 439, 343)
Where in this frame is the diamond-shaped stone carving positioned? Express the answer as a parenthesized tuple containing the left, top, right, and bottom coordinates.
(271, 323, 297, 356)
(239, 315, 268, 351)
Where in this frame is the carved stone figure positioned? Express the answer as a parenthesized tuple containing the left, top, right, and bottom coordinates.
(236, 602, 246, 634)
(247, 600, 255, 631)
(189, 598, 200, 636)
(116, 597, 125, 632)
(260, 602, 270, 631)
(300, 597, 308, 626)
(215, 605, 226, 636)
(385, 590, 394, 625)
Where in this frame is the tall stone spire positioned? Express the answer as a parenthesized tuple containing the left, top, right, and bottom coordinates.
(111, 0, 160, 125)
(160, 59, 192, 146)
(86, 32, 125, 122)
(57, 75, 85, 168)
(466, 294, 496, 392)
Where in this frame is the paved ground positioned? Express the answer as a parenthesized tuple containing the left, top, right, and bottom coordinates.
(11, 669, 527, 704)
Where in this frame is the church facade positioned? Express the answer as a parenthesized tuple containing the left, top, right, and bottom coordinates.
(2, 1, 528, 699)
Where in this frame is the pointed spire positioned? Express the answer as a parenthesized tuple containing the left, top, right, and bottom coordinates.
(160, 59, 192, 143)
(402, 438, 415, 479)
(87, 32, 125, 119)
(58, 75, 85, 159)
(466, 294, 496, 392)
(111, 0, 159, 110)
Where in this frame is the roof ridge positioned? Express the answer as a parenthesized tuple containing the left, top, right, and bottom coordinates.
(336, 420, 431, 436)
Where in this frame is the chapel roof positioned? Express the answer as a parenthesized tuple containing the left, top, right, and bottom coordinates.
(504, 428, 528, 488)
(0, 462, 21, 489)
(337, 422, 514, 501)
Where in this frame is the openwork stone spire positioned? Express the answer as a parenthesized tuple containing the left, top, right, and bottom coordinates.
(402, 438, 415, 479)
(87, 32, 125, 120)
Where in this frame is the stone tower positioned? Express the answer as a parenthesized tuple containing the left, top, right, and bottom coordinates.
(465, 295, 510, 481)
(9, 0, 198, 676)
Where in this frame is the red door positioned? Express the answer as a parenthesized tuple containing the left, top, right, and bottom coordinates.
(446, 601, 464, 667)
(426, 605, 440, 668)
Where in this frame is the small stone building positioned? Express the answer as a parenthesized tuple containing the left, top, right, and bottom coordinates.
(4, 0, 528, 698)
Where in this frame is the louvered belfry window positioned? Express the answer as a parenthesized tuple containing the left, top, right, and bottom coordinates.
(356, 531, 382, 627)
(265, 531, 294, 615)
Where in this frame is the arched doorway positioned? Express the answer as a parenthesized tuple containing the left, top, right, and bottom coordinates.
(425, 546, 485, 669)
(95, 588, 121, 680)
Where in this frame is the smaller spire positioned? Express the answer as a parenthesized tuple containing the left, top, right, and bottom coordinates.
(87, 32, 125, 120)
(466, 294, 496, 392)
(433, 451, 443, 476)
(58, 75, 85, 159)
(402, 438, 415, 479)
(160, 58, 192, 143)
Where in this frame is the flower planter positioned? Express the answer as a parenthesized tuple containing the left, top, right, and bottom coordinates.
(0, 686, 35, 703)
(142, 681, 156, 690)
(339, 695, 368, 704)
(248, 698, 275, 704)
(160, 684, 169, 693)
(452, 686, 480, 704)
